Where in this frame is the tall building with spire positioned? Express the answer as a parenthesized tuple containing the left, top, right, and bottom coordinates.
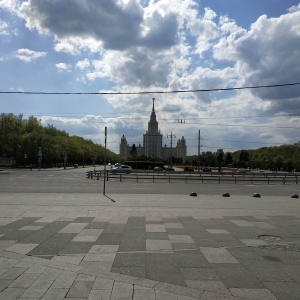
(120, 98, 187, 162)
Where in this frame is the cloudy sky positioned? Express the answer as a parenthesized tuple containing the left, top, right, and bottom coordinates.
(1, 0, 299, 156)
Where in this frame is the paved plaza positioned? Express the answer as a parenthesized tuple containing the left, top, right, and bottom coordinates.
(0, 188, 300, 299)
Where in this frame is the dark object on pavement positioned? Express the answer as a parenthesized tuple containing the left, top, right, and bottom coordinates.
(253, 193, 261, 198)
(222, 192, 230, 197)
(291, 193, 299, 198)
(190, 192, 197, 197)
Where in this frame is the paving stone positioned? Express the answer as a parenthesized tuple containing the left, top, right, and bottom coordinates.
(169, 235, 195, 244)
(51, 270, 77, 289)
(133, 285, 155, 300)
(38, 267, 62, 281)
(185, 280, 230, 295)
(146, 224, 166, 232)
(0, 258, 19, 269)
(263, 281, 300, 300)
(181, 268, 219, 281)
(229, 288, 277, 300)
(212, 264, 264, 289)
(6, 242, 39, 254)
(18, 225, 44, 231)
(88, 289, 111, 300)
(164, 223, 184, 229)
(92, 277, 114, 290)
(88, 245, 119, 254)
(102, 224, 126, 233)
(0, 267, 28, 280)
(51, 254, 84, 265)
(146, 266, 186, 286)
(25, 264, 48, 274)
(111, 266, 146, 278)
(96, 233, 123, 245)
(74, 217, 95, 223)
(85, 222, 107, 229)
(0, 287, 25, 299)
(67, 280, 94, 298)
(80, 261, 113, 273)
(59, 241, 93, 255)
(40, 287, 68, 300)
(154, 289, 178, 300)
(0, 279, 14, 292)
(110, 281, 133, 299)
(58, 223, 88, 233)
(20, 279, 53, 298)
(200, 247, 239, 264)
(113, 253, 145, 267)
(8, 273, 39, 288)
(146, 232, 169, 240)
(83, 253, 116, 262)
(28, 233, 76, 255)
(172, 243, 198, 251)
(0, 240, 18, 247)
(146, 240, 172, 251)
(206, 229, 230, 234)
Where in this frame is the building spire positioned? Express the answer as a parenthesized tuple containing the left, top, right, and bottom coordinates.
(152, 98, 155, 113)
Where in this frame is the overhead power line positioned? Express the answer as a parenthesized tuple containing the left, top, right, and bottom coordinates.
(1, 82, 300, 95)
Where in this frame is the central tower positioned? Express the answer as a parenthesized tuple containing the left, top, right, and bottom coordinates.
(143, 98, 163, 157)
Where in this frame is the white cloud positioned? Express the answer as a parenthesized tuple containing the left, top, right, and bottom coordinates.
(76, 58, 90, 70)
(14, 48, 47, 62)
(0, 19, 9, 35)
(56, 63, 71, 72)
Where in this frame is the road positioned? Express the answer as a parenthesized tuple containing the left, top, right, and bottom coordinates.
(0, 167, 299, 196)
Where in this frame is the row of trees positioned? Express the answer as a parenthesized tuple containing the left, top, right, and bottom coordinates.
(186, 144, 300, 171)
(0, 113, 119, 167)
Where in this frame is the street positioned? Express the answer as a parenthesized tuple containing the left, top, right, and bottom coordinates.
(0, 167, 299, 196)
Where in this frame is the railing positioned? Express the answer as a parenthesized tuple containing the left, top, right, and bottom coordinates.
(86, 170, 299, 184)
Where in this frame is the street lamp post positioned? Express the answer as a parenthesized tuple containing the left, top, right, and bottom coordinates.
(38, 147, 42, 170)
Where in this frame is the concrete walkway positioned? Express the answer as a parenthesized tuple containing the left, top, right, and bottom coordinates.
(0, 193, 300, 299)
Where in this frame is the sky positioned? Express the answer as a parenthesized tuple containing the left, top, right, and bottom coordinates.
(0, 0, 300, 156)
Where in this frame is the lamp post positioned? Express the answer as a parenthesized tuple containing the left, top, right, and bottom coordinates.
(167, 132, 176, 167)
(38, 147, 42, 170)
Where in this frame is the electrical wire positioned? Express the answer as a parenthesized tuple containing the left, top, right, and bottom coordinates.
(1, 82, 300, 95)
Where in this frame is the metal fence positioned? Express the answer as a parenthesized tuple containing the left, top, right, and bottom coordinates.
(86, 170, 299, 185)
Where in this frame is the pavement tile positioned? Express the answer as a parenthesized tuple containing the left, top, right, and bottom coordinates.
(250, 222, 277, 229)
(113, 253, 145, 267)
(229, 288, 277, 300)
(230, 220, 255, 227)
(206, 229, 230, 234)
(181, 268, 219, 281)
(111, 266, 146, 278)
(25, 264, 48, 274)
(146, 240, 172, 251)
(0, 267, 28, 280)
(201, 290, 241, 299)
(88, 245, 119, 254)
(146, 224, 166, 232)
(67, 280, 94, 298)
(0, 240, 17, 247)
(169, 235, 195, 244)
(83, 253, 116, 262)
(110, 281, 133, 299)
(200, 247, 239, 264)
(20, 279, 53, 298)
(51, 254, 84, 265)
(164, 223, 185, 229)
(0, 287, 25, 299)
(18, 225, 44, 231)
(81, 261, 113, 273)
(240, 239, 267, 246)
(72, 236, 99, 242)
(133, 286, 155, 300)
(8, 272, 39, 288)
(38, 267, 62, 281)
(51, 270, 78, 289)
(263, 281, 300, 300)
(0, 279, 14, 292)
(58, 223, 88, 234)
(0, 258, 19, 269)
(185, 280, 230, 295)
(40, 287, 68, 300)
(92, 277, 114, 290)
(6, 243, 39, 254)
(88, 289, 112, 300)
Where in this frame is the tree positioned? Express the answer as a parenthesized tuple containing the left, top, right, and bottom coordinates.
(224, 152, 233, 165)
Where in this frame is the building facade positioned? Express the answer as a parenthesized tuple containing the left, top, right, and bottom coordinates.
(120, 99, 187, 162)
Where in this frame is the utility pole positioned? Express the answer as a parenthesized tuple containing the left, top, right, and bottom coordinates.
(167, 132, 176, 167)
(103, 127, 107, 196)
(198, 130, 200, 173)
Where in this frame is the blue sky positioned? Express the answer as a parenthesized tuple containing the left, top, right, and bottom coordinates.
(0, 0, 299, 155)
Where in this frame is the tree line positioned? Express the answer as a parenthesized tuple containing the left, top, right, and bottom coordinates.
(186, 143, 300, 171)
(0, 113, 119, 168)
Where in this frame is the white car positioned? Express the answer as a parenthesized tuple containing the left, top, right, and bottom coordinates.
(111, 165, 133, 174)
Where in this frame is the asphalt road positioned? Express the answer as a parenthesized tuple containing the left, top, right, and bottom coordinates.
(0, 167, 299, 196)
